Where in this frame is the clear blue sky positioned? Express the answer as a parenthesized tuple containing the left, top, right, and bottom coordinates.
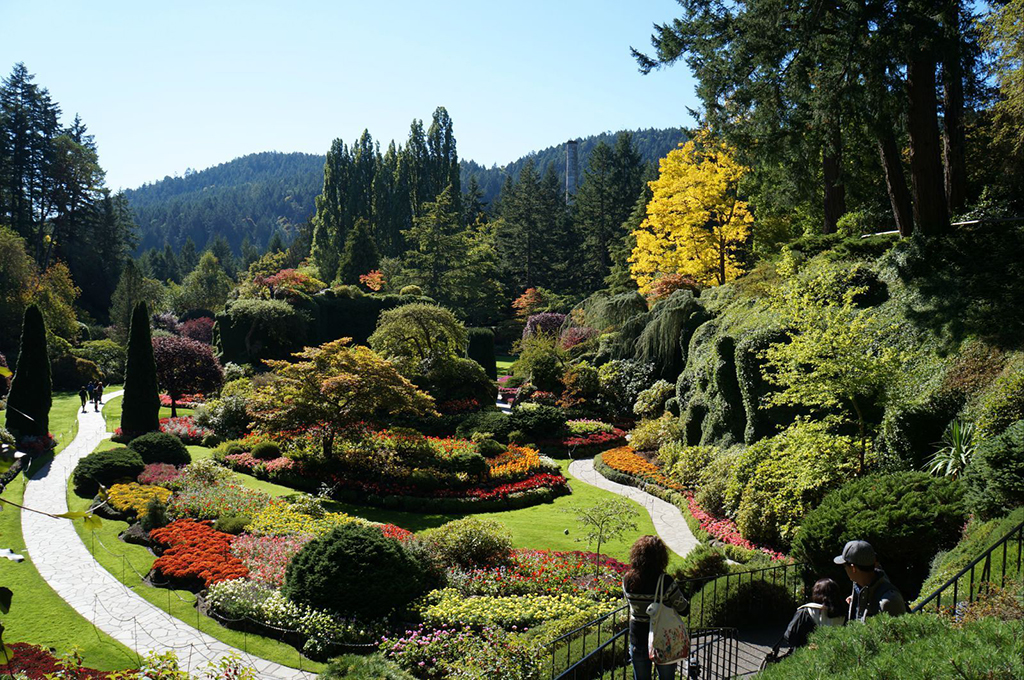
(1, 1, 698, 191)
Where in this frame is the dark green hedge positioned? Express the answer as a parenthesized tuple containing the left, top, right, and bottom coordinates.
(467, 327, 497, 380)
(72, 447, 145, 498)
(128, 431, 191, 465)
(792, 472, 967, 599)
(5, 305, 51, 439)
(215, 293, 431, 365)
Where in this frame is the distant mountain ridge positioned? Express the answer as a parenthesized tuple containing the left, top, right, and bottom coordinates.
(125, 128, 686, 255)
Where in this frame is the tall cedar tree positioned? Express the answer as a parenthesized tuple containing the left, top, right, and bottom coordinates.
(632, 0, 969, 236)
(4, 305, 50, 439)
(121, 301, 160, 438)
(338, 219, 380, 285)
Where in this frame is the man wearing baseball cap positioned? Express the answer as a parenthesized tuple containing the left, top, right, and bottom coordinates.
(834, 540, 907, 622)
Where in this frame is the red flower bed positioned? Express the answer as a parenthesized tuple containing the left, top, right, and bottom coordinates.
(381, 523, 414, 542)
(150, 519, 248, 587)
(458, 549, 629, 598)
(438, 398, 481, 415)
(0, 643, 110, 678)
(497, 387, 519, 403)
(684, 492, 786, 561)
(538, 428, 627, 451)
(159, 416, 212, 444)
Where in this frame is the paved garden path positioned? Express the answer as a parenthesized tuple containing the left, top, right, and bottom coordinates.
(22, 391, 316, 679)
(568, 458, 701, 559)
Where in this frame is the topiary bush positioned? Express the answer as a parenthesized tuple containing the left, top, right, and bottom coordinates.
(422, 517, 513, 570)
(398, 285, 422, 296)
(467, 327, 497, 380)
(963, 419, 1024, 519)
(127, 431, 191, 465)
(251, 441, 282, 460)
(121, 301, 160, 438)
(510, 403, 566, 439)
(72, 448, 145, 498)
(793, 472, 967, 599)
(456, 409, 513, 442)
(5, 305, 51, 439)
(283, 522, 429, 618)
(416, 357, 496, 407)
(320, 654, 415, 680)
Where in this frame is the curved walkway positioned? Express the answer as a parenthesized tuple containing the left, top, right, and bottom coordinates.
(568, 458, 700, 559)
(22, 391, 315, 679)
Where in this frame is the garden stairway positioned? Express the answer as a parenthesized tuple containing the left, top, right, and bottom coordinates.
(21, 390, 316, 679)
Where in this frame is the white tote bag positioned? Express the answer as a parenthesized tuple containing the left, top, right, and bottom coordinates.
(647, 575, 690, 664)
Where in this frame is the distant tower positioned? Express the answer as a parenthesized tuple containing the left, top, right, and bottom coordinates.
(565, 139, 579, 204)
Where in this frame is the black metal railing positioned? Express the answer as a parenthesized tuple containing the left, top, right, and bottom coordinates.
(545, 561, 807, 679)
(911, 519, 1024, 616)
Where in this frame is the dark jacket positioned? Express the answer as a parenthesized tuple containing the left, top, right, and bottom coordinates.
(850, 569, 906, 622)
(623, 574, 690, 649)
(780, 603, 845, 649)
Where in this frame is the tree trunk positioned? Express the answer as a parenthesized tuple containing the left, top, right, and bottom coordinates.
(822, 121, 846, 234)
(907, 57, 950, 234)
(941, 2, 968, 215)
(170, 396, 177, 419)
(877, 130, 915, 237)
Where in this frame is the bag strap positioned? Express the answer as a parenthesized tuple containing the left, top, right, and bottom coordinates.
(655, 574, 665, 605)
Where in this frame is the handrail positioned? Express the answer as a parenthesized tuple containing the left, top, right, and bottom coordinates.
(911, 518, 1024, 613)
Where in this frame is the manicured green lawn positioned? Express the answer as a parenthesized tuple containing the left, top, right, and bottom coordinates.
(496, 354, 515, 374)
(0, 391, 136, 671)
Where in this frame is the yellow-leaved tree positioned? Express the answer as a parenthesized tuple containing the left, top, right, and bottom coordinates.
(629, 129, 752, 292)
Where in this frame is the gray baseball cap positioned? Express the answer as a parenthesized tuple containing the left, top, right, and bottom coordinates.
(834, 540, 876, 568)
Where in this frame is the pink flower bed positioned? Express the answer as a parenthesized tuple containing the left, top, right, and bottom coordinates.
(225, 452, 296, 476)
(159, 393, 206, 409)
(159, 416, 212, 445)
(230, 534, 313, 587)
(139, 463, 183, 487)
(685, 492, 785, 561)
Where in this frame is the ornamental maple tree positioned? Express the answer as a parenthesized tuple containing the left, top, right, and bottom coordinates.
(152, 335, 224, 417)
(629, 129, 753, 292)
(248, 339, 436, 458)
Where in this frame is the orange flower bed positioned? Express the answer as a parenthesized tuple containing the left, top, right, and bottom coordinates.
(150, 519, 248, 587)
(602, 446, 686, 493)
(488, 444, 543, 481)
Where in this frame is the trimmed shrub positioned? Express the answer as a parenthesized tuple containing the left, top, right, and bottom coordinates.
(727, 420, 861, 548)
(398, 285, 422, 296)
(128, 431, 191, 465)
(629, 414, 684, 453)
(634, 379, 675, 418)
(251, 441, 282, 460)
(121, 301, 160, 438)
(283, 522, 429, 618)
(793, 472, 967, 599)
(422, 517, 513, 570)
(5, 305, 51, 439)
(416, 357, 495, 406)
(72, 447, 145, 497)
(467, 327, 497, 380)
(50, 353, 102, 390)
(73, 339, 127, 384)
(510, 403, 566, 439)
(659, 442, 717, 490)
(964, 419, 1024, 519)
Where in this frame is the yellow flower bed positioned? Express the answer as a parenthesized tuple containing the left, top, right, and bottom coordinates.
(419, 588, 620, 628)
(602, 446, 685, 492)
(488, 444, 542, 481)
(107, 483, 172, 517)
(247, 501, 358, 537)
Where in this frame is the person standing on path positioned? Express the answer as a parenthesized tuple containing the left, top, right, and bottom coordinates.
(835, 540, 907, 621)
(623, 535, 689, 680)
(94, 381, 104, 412)
(78, 386, 88, 413)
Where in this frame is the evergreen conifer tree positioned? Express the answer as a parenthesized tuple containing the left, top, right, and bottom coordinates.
(338, 219, 380, 284)
(4, 305, 51, 439)
(121, 301, 160, 438)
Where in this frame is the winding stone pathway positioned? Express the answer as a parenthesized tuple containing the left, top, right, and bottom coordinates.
(568, 457, 700, 559)
(21, 391, 315, 679)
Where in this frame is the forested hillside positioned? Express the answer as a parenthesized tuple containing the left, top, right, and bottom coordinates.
(123, 127, 686, 256)
(124, 152, 324, 256)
